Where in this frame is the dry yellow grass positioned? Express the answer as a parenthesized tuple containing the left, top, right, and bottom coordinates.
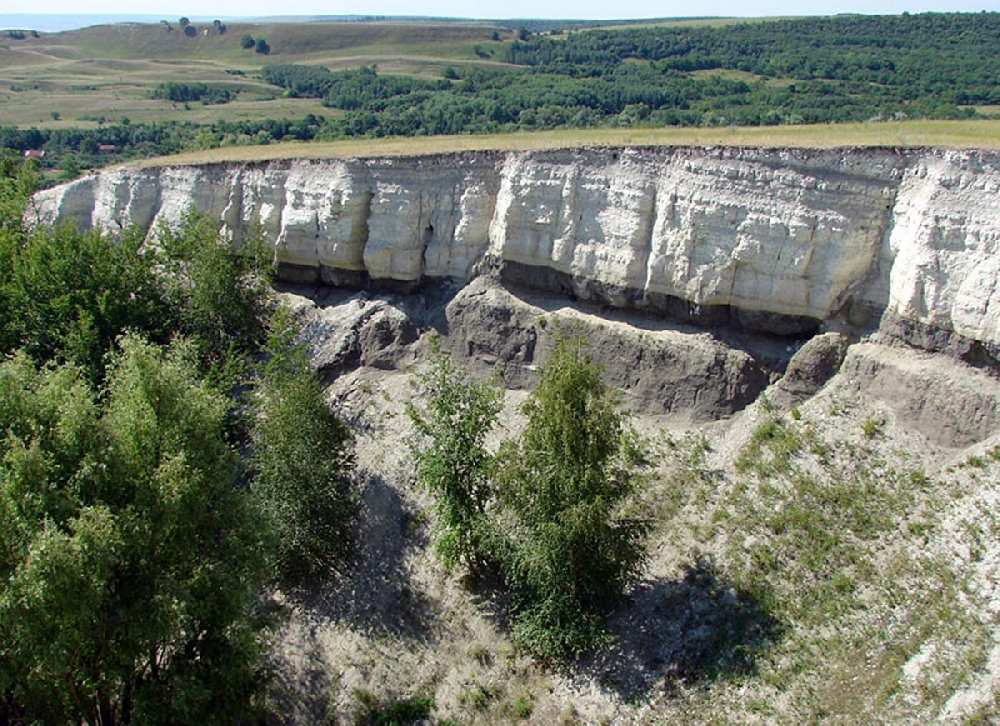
(135, 119, 1000, 167)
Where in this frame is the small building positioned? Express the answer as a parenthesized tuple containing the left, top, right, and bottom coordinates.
(23, 149, 45, 159)
(98, 144, 117, 153)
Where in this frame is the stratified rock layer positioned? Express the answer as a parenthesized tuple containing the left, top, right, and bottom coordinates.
(31, 146, 1000, 359)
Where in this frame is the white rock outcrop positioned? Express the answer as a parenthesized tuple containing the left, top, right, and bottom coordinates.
(30, 146, 1000, 354)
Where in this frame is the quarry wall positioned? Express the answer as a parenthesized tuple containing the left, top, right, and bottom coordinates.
(32, 146, 1000, 363)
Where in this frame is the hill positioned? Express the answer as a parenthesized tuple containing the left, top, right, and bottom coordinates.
(3, 12, 1000, 183)
(0, 19, 513, 130)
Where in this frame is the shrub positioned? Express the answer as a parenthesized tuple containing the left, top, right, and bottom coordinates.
(406, 347, 503, 571)
(250, 310, 357, 581)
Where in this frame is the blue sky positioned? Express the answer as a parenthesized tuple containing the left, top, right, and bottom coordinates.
(16, 1, 1000, 20)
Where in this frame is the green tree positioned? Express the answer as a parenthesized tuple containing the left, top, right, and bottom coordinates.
(1, 222, 168, 384)
(407, 337, 648, 660)
(406, 346, 503, 571)
(241, 34, 255, 49)
(494, 336, 648, 659)
(59, 152, 80, 180)
(1, 167, 272, 389)
(0, 335, 270, 724)
(158, 210, 272, 378)
(250, 310, 357, 581)
(0, 156, 36, 339)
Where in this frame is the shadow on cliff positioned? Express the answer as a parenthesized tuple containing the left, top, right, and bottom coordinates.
(577, 558, 784, 702)
(283, 472, 435, 640)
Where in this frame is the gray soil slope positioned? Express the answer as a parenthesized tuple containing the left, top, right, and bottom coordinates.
(265, 277, 1000, 725)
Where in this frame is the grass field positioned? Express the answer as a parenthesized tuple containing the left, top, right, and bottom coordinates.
(4, 17, 1000, 156)
(134, 119, 1000, 166)
(0, 20, 513, 127)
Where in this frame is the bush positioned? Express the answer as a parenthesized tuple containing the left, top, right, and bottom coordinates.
(408, 336, 649, 660)
(241, 34, 255, 49)
(494, 336, 649, 659)
(250, 310, 357, 581)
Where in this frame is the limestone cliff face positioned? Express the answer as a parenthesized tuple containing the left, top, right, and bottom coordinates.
(31, 146, 1000, 359)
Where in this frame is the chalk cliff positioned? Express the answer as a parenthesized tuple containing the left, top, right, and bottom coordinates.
(32, 146, 1000, 364)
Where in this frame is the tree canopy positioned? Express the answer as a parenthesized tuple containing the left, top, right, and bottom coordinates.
(0, 158, 358, 722)
(408, 336, 649, 659)
(0, 337, 270, 724)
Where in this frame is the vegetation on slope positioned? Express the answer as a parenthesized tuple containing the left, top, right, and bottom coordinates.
(635, 402, 999, 724)
(0, 157, 358, 723)
(408, 337, 651, 660)
(276, 336, 999, 723)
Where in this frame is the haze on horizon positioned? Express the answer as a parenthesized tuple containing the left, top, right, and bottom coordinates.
(10, 0, 1000, 21)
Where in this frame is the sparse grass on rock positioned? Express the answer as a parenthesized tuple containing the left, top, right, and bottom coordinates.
(267, 333, 1000, 724)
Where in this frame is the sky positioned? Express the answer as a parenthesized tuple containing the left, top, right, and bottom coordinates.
(10, 0, 1000, 21)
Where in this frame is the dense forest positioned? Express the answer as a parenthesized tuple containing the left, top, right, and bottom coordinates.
(1, 12, 998, 181)
(307, 12, 999, 132)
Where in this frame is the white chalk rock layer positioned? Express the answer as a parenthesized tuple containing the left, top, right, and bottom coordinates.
(31, 147, 1000, 352)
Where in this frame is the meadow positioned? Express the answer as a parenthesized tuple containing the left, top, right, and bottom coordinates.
(144, 119, 1000, 166)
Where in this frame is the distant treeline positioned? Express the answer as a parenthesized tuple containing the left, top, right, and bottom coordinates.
(0, 117, 326, 184)
(253, 13, 998, 139)
(150, 82, 233, 105)
(260, 64, 450, 108)
(505, 12, 1000, 106)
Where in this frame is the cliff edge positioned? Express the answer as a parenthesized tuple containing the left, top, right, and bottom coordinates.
(32, 145, 1000, 367)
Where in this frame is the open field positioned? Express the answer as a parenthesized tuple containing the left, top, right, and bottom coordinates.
(134, 119, 1000, 166)
(0, 20, 514, 127)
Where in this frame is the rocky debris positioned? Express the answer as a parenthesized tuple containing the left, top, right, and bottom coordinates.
(439, 279, 540, 386)
(278, 276, 770, 422)
(770, 331, 850, 407)
(281, 289, 418, 376)
(443, 277, 769, 420)
(833, 342, 1000, 447)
